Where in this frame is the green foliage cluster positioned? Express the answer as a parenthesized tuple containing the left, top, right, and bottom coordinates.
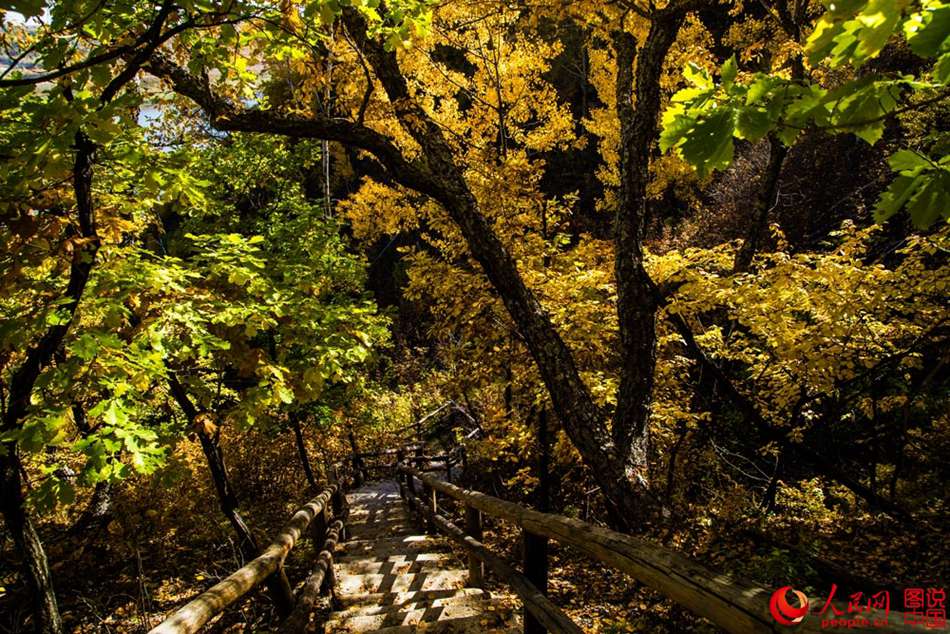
(1, 111, 388, 509)
(661, 0, 950, 226)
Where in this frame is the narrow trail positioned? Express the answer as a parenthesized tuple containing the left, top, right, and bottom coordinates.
(326, 480, 520, 633)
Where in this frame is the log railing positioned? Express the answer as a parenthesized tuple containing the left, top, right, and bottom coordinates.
(149, 482, 348, 634)
(396, 463, 926, 634)
(351, 444, 460, 486)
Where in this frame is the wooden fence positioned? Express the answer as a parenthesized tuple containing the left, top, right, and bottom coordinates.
(149, 482, 347, 634)
(396, 462, 932, 634)
(351, 444, 461, 487)
(147, 444, 941, 634)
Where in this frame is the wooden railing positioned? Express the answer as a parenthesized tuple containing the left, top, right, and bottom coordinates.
(149, 482, 348, 634)
(396, 463, 927, 634)
(351, 444, 462, 487)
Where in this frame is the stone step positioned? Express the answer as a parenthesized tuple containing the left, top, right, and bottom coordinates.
(347, 515, 412, 524)
(336, 535, 452, 561)
(335, 587, 489, 609)
(327, 480, 519, 633)
(336, 552, 454, 577)
(356, 614, 521, 634)
(325, 597, 515, 632)
(330, 593, 514, 618)
(344, 523, 418, 536)
(336, 569, 469, 596)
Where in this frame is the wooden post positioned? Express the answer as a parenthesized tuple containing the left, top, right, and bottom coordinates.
(396, 449, 406, 499)
(405, 467, 419, 526)
(331, 486, 347, 542)
(320, 500, 336, 596)
(524, 406, 551, 634)
(311, 502, 327, 545)
(464, 505, 484, 587)
(348, 429, 364, 488)
(321, 554, 337, 597)
(414, 445, 424, 467)
(422, 480, 436, 534)
(523, 529, 548, 634)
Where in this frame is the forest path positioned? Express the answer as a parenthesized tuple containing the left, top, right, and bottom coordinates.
(326, 480, 520, 633)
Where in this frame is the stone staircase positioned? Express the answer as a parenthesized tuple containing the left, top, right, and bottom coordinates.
(325, 481, 520, 633)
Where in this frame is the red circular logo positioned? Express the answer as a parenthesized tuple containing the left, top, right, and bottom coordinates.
(770, 586, 809, 626)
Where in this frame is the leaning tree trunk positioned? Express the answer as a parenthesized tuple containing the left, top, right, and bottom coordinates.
(291, 414, 318, 489)
(166, 373, 295, 614)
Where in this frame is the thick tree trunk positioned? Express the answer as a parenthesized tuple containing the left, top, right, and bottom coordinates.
(611, 10, 689, 486)
(0, 451, 63, 634)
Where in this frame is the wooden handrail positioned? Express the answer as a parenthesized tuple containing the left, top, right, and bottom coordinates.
(398, 464, 926, 634)
(278, 519, 344, 633)
(356, 445, 421, 459)
(149, 486, 339, 634)
(404, 492, 582, 634)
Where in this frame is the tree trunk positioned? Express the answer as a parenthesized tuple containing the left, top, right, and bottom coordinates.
(166, 373, 295, 614)
(732, 136, 788, 273)
(291, 414, 318, 489)
(63, 404, 113, 542)
(0, 450, 63, 634)
(611, 10, 687, 484)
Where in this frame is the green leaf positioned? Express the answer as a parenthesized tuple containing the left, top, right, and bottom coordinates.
(889, 149, 931, 171)
(935, 52, 950, 83)
(875, 174, 922, 222)
(735, 107, 773, 141)
(904, 2, 950, 58)
(721, 55, 738, 86)
(807, 0, 903, 67)
(683, 62, 713, 90)
(678, 109, 736, 178)
(906, 170, 950, 226)
(659, 104, 692, 152)
(875, 149, 950, 227)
